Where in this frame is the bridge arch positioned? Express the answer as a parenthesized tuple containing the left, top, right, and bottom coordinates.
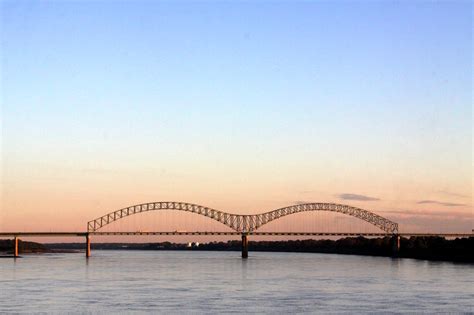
(87, 202, 398, 234)
(252, 203, 398, 234)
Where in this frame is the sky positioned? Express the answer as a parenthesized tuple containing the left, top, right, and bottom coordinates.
(1, 1, 472, 239)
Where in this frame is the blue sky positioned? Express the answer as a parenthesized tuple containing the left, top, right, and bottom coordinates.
(1, 1, 472, 232)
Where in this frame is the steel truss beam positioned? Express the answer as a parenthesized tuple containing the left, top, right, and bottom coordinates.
(87, 202, 399, 234)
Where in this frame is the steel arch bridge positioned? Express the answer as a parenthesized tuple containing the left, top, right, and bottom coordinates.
(87, 202, 399, 234)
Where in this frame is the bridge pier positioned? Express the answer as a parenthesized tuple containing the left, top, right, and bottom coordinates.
(391, 234, 400, 257)
(86, 233, 91, 258)
(13, 237, 19, 257)
(241, 233, 248, 258)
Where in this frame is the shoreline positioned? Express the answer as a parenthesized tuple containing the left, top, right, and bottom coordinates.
(2, 248, 473, 264)
(2, 236, 471, 263)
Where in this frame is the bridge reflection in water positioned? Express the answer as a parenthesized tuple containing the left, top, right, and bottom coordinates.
(1, 202, 471, 259)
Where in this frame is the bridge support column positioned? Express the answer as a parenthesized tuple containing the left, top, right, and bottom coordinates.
(391, 234, 400, 257)
(86, 233, 91, 258)
(241, 233, 248, 259)
(13, 237, 19, 258)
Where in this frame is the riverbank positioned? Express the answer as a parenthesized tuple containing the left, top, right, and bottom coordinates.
(2, 237, 472, 262)
(0, 240, 79, 255)
(43, 236, 474, 263)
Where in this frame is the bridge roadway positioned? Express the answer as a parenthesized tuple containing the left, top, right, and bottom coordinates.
(1, 231, 473, 237)
(1, 231, 472, 259)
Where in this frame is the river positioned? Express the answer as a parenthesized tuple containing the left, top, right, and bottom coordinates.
(1, 251, 472, 313)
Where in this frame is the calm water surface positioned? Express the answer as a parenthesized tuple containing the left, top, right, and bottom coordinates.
(1, 251, 473, 313)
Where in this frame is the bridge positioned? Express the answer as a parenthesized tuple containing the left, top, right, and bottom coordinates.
(1, 201, 471, 258)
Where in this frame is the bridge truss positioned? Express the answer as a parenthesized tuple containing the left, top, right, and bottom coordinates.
(87, 202, 399, 234)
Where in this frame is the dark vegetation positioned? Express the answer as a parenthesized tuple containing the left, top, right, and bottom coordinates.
(3, 237, 473, 262)
(202, 236, 474, 262)
(0, 239, 48, 254)
(399, 236, 473, 262)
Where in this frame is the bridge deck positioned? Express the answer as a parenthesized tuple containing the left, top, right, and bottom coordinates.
(0, 232, 472, 237)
